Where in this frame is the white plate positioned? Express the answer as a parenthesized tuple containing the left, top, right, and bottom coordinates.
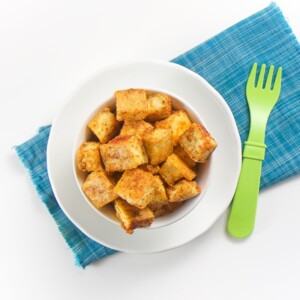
(47, 60, 241, 253)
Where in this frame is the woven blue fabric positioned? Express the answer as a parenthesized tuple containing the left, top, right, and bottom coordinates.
(15, 126, 117, 268)
(172, 2, 300, 189)
(15, 2, 300, 268)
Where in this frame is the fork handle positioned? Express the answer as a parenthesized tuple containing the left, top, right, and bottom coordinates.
(227, 141, 266, 238)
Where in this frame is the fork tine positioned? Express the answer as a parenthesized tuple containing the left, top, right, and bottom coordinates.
(247, 63, 257, 88)
(273, 67, 283, 95)
(257, 64, 266, 88)
(265, 65, 275, 90)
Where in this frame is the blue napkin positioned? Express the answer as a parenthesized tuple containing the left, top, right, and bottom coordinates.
(15, 2, 300, 268)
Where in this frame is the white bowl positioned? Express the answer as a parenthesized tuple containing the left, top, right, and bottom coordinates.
(47, 60, 241, 253)
(73, 88, 213, 229)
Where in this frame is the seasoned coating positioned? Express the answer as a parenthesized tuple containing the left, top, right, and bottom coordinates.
(100, 135, 148, 172)
(150, 202, 183, 218)
(114, 198, 154, 234)
(139, 164, 160, 175)
(115, 89, 148, 121)
(146, 93, 172, 121)
(155, 110, 191, 145)
(178, 123, 217, 163)
(173, 144, 197, 169)
(76, 87, 218, 231)
(114, 168, 155, 209)
(152, 176, 168, 203)
(82, 171, 118, 208)
(120, 120, 153, 139)
(143, 128, 173, 165)
(76, 141, 103, 172)
(147, 176, 169, 215)
(167, 180, 201, 202)
(159, 153, 196, 186)
(88, 107, 120, 144)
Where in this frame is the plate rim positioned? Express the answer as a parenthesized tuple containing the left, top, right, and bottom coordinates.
(47, 59, 242, 253)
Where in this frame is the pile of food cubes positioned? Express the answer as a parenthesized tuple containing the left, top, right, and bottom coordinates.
(76, 89, 217, 234)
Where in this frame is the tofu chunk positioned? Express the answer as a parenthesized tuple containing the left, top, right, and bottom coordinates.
(143, 128, 173, 165)
(114, 198, 154, 234)
(114, 168, 155, 209)
(76, 142, 103, 172)
(146, 93, 172, 121)
(120, 120, 153, 138)
(88, 107, 120, 144)
(152, 176, 168, 203)
(115, 89, 148, 121)
(167, 180, 201, 202)
(139, 164, 160, 175)
(178, 123, 217, 163)
(100, 135, 148, 172)
(82, 171, 118, 208)
(147, 176, 169, 215)
(150, 202, 183, 218)
(159, 153, 196, 186)
(155, 110, 191, 145)
(173, 144, 197, 168)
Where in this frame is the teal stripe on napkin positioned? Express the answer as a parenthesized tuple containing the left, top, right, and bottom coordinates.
(15, 2, 300, 268)
(15, 126, 117, 268)
(172, 2, 300, 189)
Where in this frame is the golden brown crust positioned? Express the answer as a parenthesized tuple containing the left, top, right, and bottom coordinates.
(155, 110, 192, 145)
(82, 171, 118, 208)
(114, 198, 154, 234)
(178, 123, 217, 163)
(139, 164, 160, 175)
(76, 142, 103, 172)
(119, 120, 153, 138)
(143, 128, 173, 165)
(146, 93, 172, 121)
(76, 88, 217, 234)
(88, 107, 120, 144)
(167, 180, 201, 202)
(173, 144, 197, 169)
(147, 176, 169, 215)
(115, 89, 148, 121)
(114, 168, 155, 209)
(151, 202, 183, 218)
(99, 135, 148, 172)
(159, 153, 196, 186)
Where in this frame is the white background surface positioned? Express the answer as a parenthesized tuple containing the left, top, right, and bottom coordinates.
(1, 0, 300, 299)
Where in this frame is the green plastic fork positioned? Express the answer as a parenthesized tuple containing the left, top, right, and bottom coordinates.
(227, 63, 282, 238)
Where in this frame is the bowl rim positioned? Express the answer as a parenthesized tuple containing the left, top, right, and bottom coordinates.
(72, 86, 215, 230)
(47, 59, 242, 253)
